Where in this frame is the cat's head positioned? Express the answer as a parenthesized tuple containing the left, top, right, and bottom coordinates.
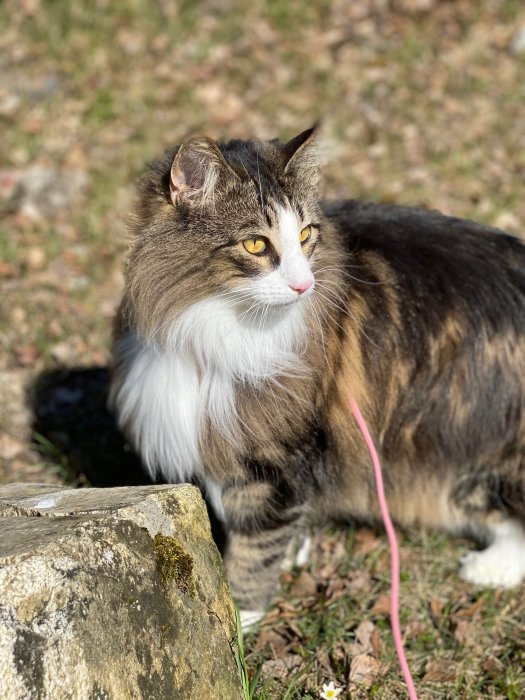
(127, 128, 323, 343)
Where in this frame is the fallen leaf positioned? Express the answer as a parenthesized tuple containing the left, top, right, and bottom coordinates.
(0, 168, 20, 200)
(280, 572, 294, 586)
(289, 571, 317, 597)
(348, 654, 381, 688)
(255, 629, 288, 657)
(278, 601, 297, 614)
(330, 644, 347, 665)
(370, 627, 382, 657)
(0, 261, 17, 278)
(15, 344, 39, 366)
(430, 597, 444, 620)
(325, 577, 346, 601)
(422, 659, 457, 683)
(346, 568, 372, 593)
(331, 540, 348, 567)
(371, 593, 391, 616)
(261, 654, 304, 681)
(317, 564, 337, 580)
(354, 620, 376, 653)
(319, 536, 338, 553)
(47, 319, 62, 338)
(268, 600, 299, 620)
(353, 528, 382, 555)
(481, 656, 504, 677)
(454, 599, 485, 619)
(315, 647, 333, 675)
(454, 619, 475, 645)
(405, 620, 429, 639)
(286, 622, 304, 640)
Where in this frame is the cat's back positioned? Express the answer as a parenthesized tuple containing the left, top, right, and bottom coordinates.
(324, 199, 525, 265)
(321, 199, 525, 507)
(323, 199, 525, 326)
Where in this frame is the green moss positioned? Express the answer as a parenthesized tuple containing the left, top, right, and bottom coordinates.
(153, 533, 195, 597)
(158, 622, 173, 651)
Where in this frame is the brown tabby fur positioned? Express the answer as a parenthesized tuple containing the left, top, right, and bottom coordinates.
(110, 128, 525, 611)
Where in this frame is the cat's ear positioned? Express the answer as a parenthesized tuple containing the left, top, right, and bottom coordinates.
(283, 126, 319, 180)
(170, 137, 237, 207)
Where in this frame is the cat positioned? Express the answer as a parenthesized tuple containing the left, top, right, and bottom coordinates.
(109, 127, 525, 626)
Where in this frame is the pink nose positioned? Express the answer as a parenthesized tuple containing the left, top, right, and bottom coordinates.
(289, 280, 313, 295)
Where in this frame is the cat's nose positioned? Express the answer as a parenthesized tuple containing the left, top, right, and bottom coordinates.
(289, 280, 313, 295)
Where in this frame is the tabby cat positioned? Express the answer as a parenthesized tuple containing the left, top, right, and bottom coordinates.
(110, 127, 525, 625)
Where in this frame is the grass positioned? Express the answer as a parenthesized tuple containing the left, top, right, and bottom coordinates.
(240, 526, 525, 698)
(1, 0, 524, 697)
(235, 606, 260, 700)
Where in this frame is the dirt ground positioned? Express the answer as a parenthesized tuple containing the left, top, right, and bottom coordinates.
(1, 1, 524, 697)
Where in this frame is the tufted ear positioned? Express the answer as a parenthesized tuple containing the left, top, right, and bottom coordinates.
(170, 137, 238, 207)
(283, 125, 319, 175)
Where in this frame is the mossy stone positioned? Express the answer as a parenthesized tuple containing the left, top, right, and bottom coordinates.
(153, 532, 195, 596)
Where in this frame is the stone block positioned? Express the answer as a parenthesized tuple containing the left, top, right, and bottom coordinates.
(0, 484, 242, 699)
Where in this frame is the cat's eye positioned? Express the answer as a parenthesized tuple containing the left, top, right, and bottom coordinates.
(243, 238, 266, 255)
(300, 226, 311, 244)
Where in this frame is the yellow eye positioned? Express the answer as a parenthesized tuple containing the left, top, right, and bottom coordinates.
(243, 238, 266, 254)
(299, 226, 311, 244)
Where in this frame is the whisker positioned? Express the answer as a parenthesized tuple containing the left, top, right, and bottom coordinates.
(256, 152, 264, 211)
(308, 300, 328, 366)
(314, 265, 391, 286)
(314, 287, 349, 316)
(312, 286, 362, 338)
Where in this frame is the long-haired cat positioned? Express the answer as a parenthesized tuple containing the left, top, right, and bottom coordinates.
(110, 127, 525, 625)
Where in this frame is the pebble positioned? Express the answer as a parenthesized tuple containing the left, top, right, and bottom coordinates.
(11, 307, 27, 324)
(510, 27, 525, 55)
(0, 433, 25, 460)
(23, 246, 47, 271)
(17, 166, 88, 221)
(0, 92, 22, 119)
(50, 342, 75, 364)
(494, 211, 520, 233)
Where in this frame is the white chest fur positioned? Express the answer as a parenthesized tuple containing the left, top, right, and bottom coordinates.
(112, 296, 308, 488)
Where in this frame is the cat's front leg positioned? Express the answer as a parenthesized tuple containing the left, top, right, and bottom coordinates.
(220, 477, 308, 629)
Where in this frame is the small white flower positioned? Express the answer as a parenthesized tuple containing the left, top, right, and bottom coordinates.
(320, 681, 343, 699)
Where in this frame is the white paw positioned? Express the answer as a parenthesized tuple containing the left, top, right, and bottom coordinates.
(460, 545, 525, 588)
(281, 534, 312, 571)
(239, 609, 264, 631)
(294, 535, 312, 567)
(460, 519, 525, 589)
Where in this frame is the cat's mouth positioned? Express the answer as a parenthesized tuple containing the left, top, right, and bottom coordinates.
(273, 298, 297, 307)
(228, 285, 312, 320)
(260, 295, 311, 310)
(273, 288, 314, 307)
(231, 296, 301, 330)
(256, 286, 314, 308)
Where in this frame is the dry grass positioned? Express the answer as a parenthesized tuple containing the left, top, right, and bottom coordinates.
(245, 526, 525, 698)
(1, 1, 524, 697)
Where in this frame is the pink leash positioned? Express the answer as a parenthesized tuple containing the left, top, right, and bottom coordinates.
(349, 395, 419, 700)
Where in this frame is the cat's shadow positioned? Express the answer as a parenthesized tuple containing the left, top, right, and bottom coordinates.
(30, 366, 226, 549)
(31, 366, 148, 487)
